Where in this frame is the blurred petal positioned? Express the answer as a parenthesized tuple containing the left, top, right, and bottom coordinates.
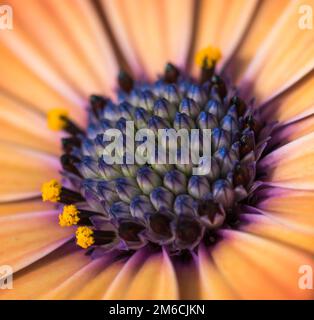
(43, 0, 118, 94)
(0, 243, 90, 300)
(240, 214, 314, 254)
(6, 0, 117, 98)
(0, 142, 59, 202)
(0, 43, 82, 120)
(0, 93, 59, 154)
(260, 70, 314, 124)
(0, 211, 72, 273)
(259, 132, 314, 190)
(0, 199, 54, 217)
(240, 0, 314, 104)
(174, 256, 201, 299)
(226, 0, 289, 82)
(213, 230, 314, 299)
(269, 114, 314, 149)
(192, 0, 258, 75)
(102, 0, 194, 78)
(255, 188, 314, 233)
(41, 256, 112, 299)
(198, 247, 238, 299)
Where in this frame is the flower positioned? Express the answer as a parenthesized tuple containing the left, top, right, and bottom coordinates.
(0, 0, 313, 300)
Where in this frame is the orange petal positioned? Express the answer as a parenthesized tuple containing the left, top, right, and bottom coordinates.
(0, 142, 59, 202)
(0, 42, 83, 122)
(198, 247, 238, 299)
(124, 249, 179, 299)
(269, 114, 314, 149)
(260, 69, 314, 124)
(259, 132, 314, 189)
(240, 0, 314, 104)
(0, 211, 73, 273)
(102, 250, 145, 299)
(0, 198, 54, 218)
(102, 0, 193, 78)
(227, 0, 289, 82)
(173, 255, 201, 299)
(240, 214, 314, 254)
(192, 0, 258, 75)
(0, 243, 90, 300)
(0, 93, 60, 154)
(42, 0, 118, 95)
(213, 230, 314, 299)
(255, 188, 314, 233)
(73, 259, 124, 300)
(41, 256, 112, 299)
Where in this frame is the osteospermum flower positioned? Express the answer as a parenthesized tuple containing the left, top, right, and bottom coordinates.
(0, 0, 313, 300)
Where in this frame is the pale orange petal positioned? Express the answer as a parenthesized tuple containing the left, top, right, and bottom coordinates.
(0, 211, 72, 273)
(102, 250, 145, 299)
(102, 0, 193, 78)
(255, 188, 314, 233)
(0, 244, 90, 300)
(124, 249, 179, 299)
(192, 0, 258, 75)
(213, 230, 314, 299)
(0, 142, 59, 202)
(240, 0, 314, 104)
(269, 115, 314, 149)
(226, 0, 289, 82)
(0, 93, 59, 154)
(41, 256, 111, 299)
(0, 42, 82, 122)
(0, 199, 54, 217)
(198, 247, 238, 299)
(259, 132, 314, 189)
(240, 214, 314, 254)
(260, 70, 314, 124)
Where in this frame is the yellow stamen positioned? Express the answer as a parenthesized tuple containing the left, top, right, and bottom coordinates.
(195, 46, 222, 68)
(76, 226, 95, 249)
(47, 108, 68, 131)
(59, 205, 80, 227)
(41, 179, 61, 202)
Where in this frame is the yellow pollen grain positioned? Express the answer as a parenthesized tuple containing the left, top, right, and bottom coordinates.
(41, 179, 61, 203)
(47, 108, 68, 131)
(76, 226, 95, 249)
(59, 204, 80, 227)
(195, 46, 222, 68)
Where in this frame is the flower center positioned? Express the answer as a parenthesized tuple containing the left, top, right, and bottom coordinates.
(42, 46, 269, 255)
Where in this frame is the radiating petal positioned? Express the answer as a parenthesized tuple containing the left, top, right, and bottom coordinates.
(0, 93, 59, 154)
(213, 230, 314, 299)
(240, 214, 314, 254)
(268, 115, 314, 150)
(192, 0, 258, 75)
(42, 0, 118, 95)
(0, 43, 82, 121)
(41, 256, 112, 299)
(174, 256, 201, 299)
(0, 199, 54, 217)
(260, 70, 314, 124)
(102, 250, 145, 299)
(124, 249, 179, 299)
(0, 243, 90, 300)
(240, 0, 314, 104)
(102, 0, 194, 78)
(198, 247, 238, 299)
(0, 211, 72, 273)
(226, 0, 289, 82)
(0, 142, 59, 202)
(258, 132, 314, 189)
(254, 188, 314, 233)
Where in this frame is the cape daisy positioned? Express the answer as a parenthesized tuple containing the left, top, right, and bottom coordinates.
(0, 0, 313, 300)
